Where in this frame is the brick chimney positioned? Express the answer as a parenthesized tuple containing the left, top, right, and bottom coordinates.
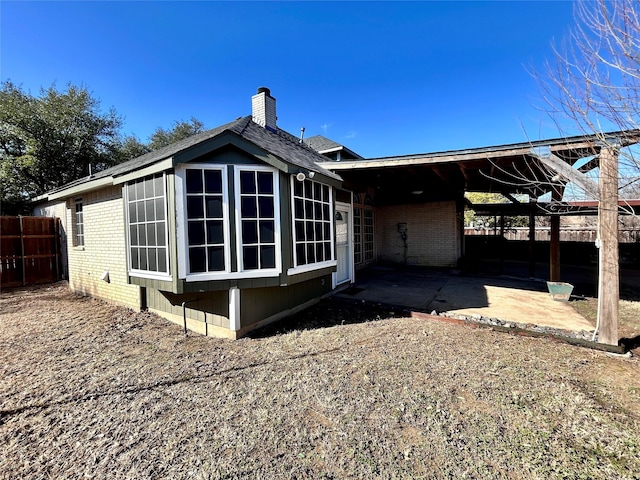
(251, 87, 277, 132)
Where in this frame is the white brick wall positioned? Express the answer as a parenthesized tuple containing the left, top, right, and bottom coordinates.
(375, 201, 460, 267)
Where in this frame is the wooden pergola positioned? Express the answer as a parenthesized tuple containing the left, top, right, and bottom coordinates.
(320, 130, 640, 346)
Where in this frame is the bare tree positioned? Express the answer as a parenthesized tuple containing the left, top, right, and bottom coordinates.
(539, 0, 640, 169)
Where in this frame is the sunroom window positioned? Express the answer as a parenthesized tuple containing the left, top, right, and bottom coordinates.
(177, 165, 230, 278)
(126, 174, 170, 278)
(177, 164, 280, 281)
(235, 166, 280, 273)
(291, 178, 334, 271)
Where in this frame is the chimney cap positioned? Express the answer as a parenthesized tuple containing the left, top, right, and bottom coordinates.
(257, 86, 271, 96)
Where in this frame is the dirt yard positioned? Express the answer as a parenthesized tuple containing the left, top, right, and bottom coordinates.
(1, 283, 639, 479)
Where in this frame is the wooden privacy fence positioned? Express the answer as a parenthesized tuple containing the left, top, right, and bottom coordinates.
(464, 227, 640, 243)
(1, 216, 62, 288)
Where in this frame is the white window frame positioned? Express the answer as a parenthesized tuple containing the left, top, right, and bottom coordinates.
(287, 176, 337, 276)
(74, 198, 84, 247)
(176, 164, 232, 281)
(125, 173, 172, 281)
(233, 165, 282, 278)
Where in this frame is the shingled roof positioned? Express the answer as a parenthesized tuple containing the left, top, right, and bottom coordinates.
(306, 135, 363, 160)
(42, 116, 341, 199)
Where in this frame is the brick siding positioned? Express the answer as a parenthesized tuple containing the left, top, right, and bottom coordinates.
(375, 201, 460, 267)
(52, 186, 140, 309)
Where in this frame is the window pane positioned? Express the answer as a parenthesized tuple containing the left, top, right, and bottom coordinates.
(305, 200, 314, 219)
(205, 196, 223, 218)
(130, 225, 138, 246)
(306, 243, 315, 264)
(260, 245, 275, 269)
(315, 222, 323, 241)
(313, 182, 322, 200)
(188, 221, 205, 245)
(155, 198, 165, 221)
(154, 175, 164, 197)
(186, 169, 203, 193)
(257, 171, 273, 194)
(243, 246, 258, 270)
(204, 170, 222, 193)
(314, 202, 322, 219)
(293, 179, 303, 197)
(242, 220, 258, 244)
(128, 202, 137, 223)
(187, 197, 204, 219)
(145, 177, 155, 198)
(148, 248, 158, 272)
(128, 183, 136, 201)
(146, 223, 156, 246)
(303, 180, 312, 197)
(241, 197, 257, 218)
(322, 204, 330, 220)
(324, 222, 331, 240)
(189, 247, 206, 273)
(137, 202, 145, 223)
(296, 244, 306, 265)
(240, 171, 255, 194)
(324, 242, 331, 260)
(322, 185, 329, 202)
(206, 220, 223, 244)
(294, 198, 304, 219)
(157, 248, 167, 273)
(316, 243, 324, 262)
(138, 224, 147, 246)
(156, 223, 166, 246)
(259, 220, 274, 243)
(295, 221, 305, 241)
(207, 246, 225, 271)
(258, 196, 274, 218)
(135, 181, 144, 200)
(139, 248, 148, 270)
(305, 221, 314, 241)
(145, 200, 155, 222)
(131, 248, 139, 269)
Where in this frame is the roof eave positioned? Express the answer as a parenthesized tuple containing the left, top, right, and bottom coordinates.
(47, 176, 116, 201)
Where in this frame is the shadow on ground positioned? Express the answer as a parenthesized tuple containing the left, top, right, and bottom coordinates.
(247, 298, 406, 339)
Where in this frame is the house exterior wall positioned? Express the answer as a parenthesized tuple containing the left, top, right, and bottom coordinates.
(238, 273, 332, 332)
(144, 273, 332, 339)
(146, 288, 232, 337)
(375, 201, 460, 267)
(63, 186, 141, 309)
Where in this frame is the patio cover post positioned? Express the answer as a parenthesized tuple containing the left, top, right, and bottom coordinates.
(528, 199, 537, 277)
(597, 146, 619, 345)
(549, 188, 563, 282)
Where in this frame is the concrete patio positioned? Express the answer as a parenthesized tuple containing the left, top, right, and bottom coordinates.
(336, 265, 594, 333)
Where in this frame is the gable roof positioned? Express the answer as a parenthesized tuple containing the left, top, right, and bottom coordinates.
(306, 135, 363, 159)
(41, 116, 341, 200)
(306, 135, 343, 152)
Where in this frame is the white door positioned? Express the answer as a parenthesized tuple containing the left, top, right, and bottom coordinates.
(335, 206, 351, 285)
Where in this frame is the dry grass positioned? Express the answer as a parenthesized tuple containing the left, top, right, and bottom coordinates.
(1, 282, 639, 479)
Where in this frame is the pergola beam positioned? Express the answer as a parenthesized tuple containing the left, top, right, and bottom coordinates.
(529, 149, 600, 199)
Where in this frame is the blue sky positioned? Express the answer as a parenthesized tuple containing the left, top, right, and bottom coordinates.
(1, 1, 577, 158)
